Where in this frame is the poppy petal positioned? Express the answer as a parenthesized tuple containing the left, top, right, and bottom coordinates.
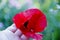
(13, 9, 47, 40)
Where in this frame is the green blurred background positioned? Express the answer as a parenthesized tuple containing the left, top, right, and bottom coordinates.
(0, 0, 60, 40)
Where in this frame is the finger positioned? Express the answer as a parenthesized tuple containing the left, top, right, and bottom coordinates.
(6, 23, 17, 33)
(21, 34, 29, 40)
(15, 29, 22, 37)
(2, 30, 21, 40)
(33, 39, 36, 40)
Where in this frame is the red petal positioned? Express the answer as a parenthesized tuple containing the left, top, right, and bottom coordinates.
(13, 8, 47, 34)
(26, 9, 47, 32)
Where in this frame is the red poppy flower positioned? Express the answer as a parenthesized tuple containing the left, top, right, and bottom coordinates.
(13, 8, 47, 40)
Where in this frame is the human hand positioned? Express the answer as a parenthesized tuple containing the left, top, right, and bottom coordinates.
(0, 24, 28, 40)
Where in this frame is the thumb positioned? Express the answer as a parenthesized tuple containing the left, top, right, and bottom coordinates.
(6, 23, 17, 33)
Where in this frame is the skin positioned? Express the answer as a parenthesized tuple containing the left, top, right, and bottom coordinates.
(0, 24, 41, 40)
(0, 24, 28, 40)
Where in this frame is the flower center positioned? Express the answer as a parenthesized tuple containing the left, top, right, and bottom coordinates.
(24, 21, 29, 28)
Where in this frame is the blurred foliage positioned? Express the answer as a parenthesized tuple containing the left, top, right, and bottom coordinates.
(0, 0, 60, 40)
